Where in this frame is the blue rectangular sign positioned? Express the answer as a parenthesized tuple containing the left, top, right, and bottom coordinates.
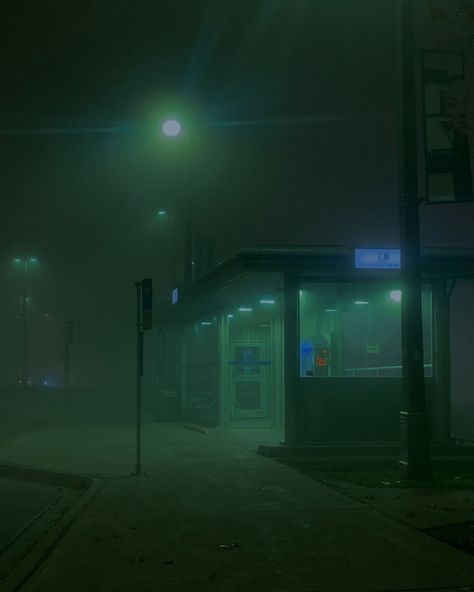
(355, 249, 400, 270)
(171, 288, 179, 304)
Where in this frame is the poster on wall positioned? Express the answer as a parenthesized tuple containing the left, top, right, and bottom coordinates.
(422, 50, 473, 203)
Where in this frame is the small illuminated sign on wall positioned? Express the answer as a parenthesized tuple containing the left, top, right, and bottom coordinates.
(171, 288, 179, 304)
(355, 249, 400, 270)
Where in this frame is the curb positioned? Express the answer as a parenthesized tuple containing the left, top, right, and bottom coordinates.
(0, 462, 91, 491)
(257, 444, 400, 458)
(1, 465, 104, 592)
(177, 422, 210, 434)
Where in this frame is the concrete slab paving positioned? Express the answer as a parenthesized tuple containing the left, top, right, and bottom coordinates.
(0, 468, 89, 591)
(320, 479, 474, 531)
(19, 473, 474, 592)
(0, 422, 473, 591)
(0, 477, 60, 552)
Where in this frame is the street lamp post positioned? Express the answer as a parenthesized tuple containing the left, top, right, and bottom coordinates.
(13, 256, 38, 387)
(160, 118, 194, 284)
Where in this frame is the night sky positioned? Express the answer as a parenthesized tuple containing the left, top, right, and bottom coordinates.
(1, 1, 473, 391)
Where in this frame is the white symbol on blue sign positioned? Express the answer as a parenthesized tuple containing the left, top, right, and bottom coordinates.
(355, 249, 401, 269)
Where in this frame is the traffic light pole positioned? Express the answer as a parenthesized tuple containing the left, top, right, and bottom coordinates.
(182, 129, 194, 284)
(133, 278, 152, 476)
(398, 0, 432, 480)
(134, 281, 143, 476)
(20, 261, 28, 387)
(64, 336, 70, 392)
(64, 320, 74, 394)
(184, 199, 193, 283)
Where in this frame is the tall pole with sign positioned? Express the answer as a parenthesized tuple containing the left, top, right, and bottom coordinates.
(134, 278, 152, 476)
(21, 261, 28, 387)
(64, 320, 74, 393)
(398, 0, 432, 480)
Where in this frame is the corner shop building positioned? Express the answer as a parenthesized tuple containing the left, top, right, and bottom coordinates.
(155, 246, 474, 444)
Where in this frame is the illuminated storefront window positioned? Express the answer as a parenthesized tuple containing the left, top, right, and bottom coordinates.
(299, 283, 432, 378)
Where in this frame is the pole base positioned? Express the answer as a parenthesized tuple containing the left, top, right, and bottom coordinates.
(399, 411, 432, 480)
(398, 460, 432, 481)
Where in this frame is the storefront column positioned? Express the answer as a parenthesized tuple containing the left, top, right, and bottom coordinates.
(217, 314, 229, 427)
(180, 331, 188, 419)
(283, 275, 299, 443)
(432, 280, 452, 443)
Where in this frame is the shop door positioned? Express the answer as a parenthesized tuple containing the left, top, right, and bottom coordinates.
(229, 342, 269, 418)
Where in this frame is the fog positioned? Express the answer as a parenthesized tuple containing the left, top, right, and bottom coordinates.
(1, 2, 473, 398)
(1, 3, 474, 588)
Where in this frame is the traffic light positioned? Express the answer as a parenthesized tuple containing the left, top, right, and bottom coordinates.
(141, 278, 153, 331)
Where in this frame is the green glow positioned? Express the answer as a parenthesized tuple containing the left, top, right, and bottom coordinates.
(238, 307, 252, 312)
(162, 119, 182, 137)
(200, 321, 212, 325)
(259, 299, 275, 304)
(157, 209, 167, 217)
(390, 290, 402, 302)
(13, 256, 38, 264)
(325, 308, 337, 312)
(354, 300, 369, 305)
(227, 314, 234, 319)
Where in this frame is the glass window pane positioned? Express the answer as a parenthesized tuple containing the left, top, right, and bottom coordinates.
(299, 283, 432, 378)
(235, 346, 261, 375)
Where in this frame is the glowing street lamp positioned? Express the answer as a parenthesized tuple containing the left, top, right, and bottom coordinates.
(159, 117, 194, 283)
(161, 119, 182, 138)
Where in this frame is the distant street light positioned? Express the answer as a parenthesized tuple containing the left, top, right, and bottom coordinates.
(390, 290, 402, 303)
(12, 256, 39, 386)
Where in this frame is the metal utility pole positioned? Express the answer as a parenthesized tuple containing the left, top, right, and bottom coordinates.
(182, 128, 194, 285)
(133, 278, 152, 476)
(20, 260, 28, 387)
(398, 0, 432, 480)
(64, 320, 74, 393)
(134, 281, 144, 475)
(184, 199, 194, 284)
(160, 119, 194, 284)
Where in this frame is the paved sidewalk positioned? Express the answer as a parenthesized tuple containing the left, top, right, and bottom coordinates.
(0, 421, 473, 591)
(0, 477, 60, 555)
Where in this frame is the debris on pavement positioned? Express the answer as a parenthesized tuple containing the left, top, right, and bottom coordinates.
(219, 543, 240, 549)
